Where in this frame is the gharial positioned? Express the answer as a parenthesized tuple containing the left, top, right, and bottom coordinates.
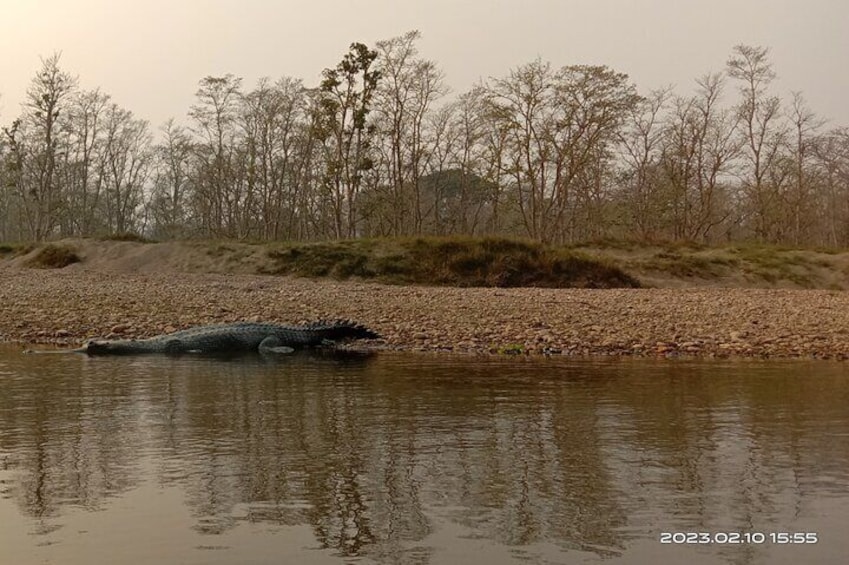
(26, 320, 381, 356)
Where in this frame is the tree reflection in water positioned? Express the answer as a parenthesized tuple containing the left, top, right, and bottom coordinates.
(1, 350, 848, 563)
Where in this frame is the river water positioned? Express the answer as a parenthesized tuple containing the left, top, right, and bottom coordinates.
(0, 347, 847, 564)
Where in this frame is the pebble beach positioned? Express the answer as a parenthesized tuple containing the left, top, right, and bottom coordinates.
(3, 269, 849, 359)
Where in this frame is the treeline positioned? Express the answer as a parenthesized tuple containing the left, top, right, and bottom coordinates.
(1, 31, 849, 245)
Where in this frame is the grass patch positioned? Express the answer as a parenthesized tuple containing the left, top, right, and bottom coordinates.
(572, 238, 708, 253)
(97, 232, 153, 243)
(24, 244, 82, 269)
(497, 344, 526, 355)
(613, 240, 836, 287)
(262, 236, 640, 288)
(637, 250, 739, 279)
(726, 244, 829, 287)
(658, 240, 708, 253)
(0, 242, 37, 257)
(811, 245, 844, 255)
(199, 241, 258, 263)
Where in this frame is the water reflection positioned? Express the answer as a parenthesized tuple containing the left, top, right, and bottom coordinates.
(1, 349, 848, 564)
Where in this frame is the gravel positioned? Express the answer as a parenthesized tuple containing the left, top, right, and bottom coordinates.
(3, 269, 849, 359)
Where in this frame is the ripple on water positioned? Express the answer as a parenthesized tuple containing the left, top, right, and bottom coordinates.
(0, 349, 848, 564)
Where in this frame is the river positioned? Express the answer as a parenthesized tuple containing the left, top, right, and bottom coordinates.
(1, 347, 847, 564)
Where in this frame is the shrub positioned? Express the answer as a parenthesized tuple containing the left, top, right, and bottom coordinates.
(264, 236, 641, 288)
(24, 244, 82, 269)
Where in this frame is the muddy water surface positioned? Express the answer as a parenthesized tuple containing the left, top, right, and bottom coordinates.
(1, 347, 848, 564)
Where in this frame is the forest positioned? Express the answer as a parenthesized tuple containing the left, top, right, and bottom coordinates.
(1, 31, 848, 246)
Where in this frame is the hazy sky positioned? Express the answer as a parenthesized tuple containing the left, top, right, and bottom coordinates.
(1, 0, 847, 129)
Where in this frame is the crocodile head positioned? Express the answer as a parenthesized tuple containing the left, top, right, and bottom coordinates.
(84, 340, 131, 355)
(84, 340, 110, 355)
(83, 338, 162, 355)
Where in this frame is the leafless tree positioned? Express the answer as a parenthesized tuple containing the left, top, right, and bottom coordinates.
(98, 104, 152, 234)
(618, 87, 671, 240)
(485, 61, 638, 243)
(727, 44, 787, 241)
(779, 92, 826, 244)
(425, 88, 492, 235)
(189, 74, 244, 237)
(240, 77, 311, 239)
(660, 74, 739, 241)
(551, 65, 641, 242)
(7, 54, 77, 240)
(811, 128, 849, 245)
(486, 59, 555, 241)
(3, 41, 849, 248)
(372, 30, 447, 235)
(58, 88, 110, 235)
(149, 120, 195, 238)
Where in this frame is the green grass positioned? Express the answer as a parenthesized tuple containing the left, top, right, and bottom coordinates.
(262, 236, 641, 288)
(496, 344, 526, 355)
(97, 232, 154, 243)
(24, 244, 82, 269)
(637, 250, 740, 279)
(570, 237, 709, 253)
(0, 242, 37, 257)
(727, 244, 829, 287)
(588, 239, 841, 287)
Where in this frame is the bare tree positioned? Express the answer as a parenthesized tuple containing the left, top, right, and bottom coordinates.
(424, 88, 491, 235)
(7, 54, 77, 240)
(551, 65, 640, 242)
(4, 40, 849, 248)
(240, 77, 310, 239)
(780, 92, 826, 244)
(372, 30, 447, 235)
(727, 44, 787, 241)
(189, 75, 244, 237)
(0, 94, 10, 240)
(660, 74, 739, 241)
(814, 128, 849, 245)
(58, 88, 110, 235)
(486, 59, 554, 241)
(149, 119, 195, 238)
(618, 87, 671, 240)
(485, 61, 638, 243)
(98, 104, 152, 234)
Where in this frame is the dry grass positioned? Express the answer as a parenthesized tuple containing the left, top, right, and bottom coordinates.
(0, 242, 36, 257)
(262, 236, 641, 288)
(572, 239, 848, 289)
(4, 236, 848, 289)
(23, 244, 82, 269)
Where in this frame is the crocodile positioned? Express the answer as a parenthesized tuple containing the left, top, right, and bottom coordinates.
(29, 320, 381, 356)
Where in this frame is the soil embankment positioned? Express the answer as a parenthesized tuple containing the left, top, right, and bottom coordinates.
(2, 239, 849, 359)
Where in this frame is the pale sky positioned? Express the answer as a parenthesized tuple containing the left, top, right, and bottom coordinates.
(1, 0, 847, 130)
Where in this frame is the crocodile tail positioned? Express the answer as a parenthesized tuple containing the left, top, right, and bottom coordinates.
(308, 319, 381, 341)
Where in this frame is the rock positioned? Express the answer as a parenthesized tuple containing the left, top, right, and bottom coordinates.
(6, 269, 849, 359)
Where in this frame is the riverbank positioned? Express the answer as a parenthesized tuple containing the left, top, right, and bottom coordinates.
(3, 268, 849, 359)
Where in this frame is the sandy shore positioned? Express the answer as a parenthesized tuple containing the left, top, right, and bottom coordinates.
(2, 269, 849, 359)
